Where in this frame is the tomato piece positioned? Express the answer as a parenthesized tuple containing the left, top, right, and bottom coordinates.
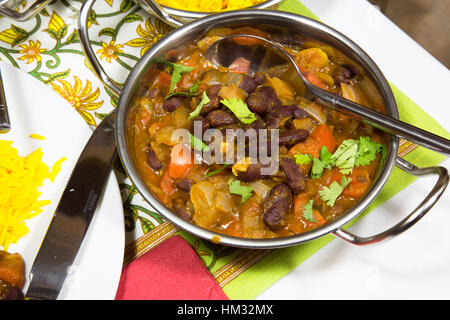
(160, 171, 175, 196)
(154, 71, 172, 93)
(228, 57, 251, 74)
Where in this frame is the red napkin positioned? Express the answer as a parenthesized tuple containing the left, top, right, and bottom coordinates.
(115, 235, 229, 300)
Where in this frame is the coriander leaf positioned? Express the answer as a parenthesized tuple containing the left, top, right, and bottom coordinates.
(302, 199, 316, 222)
(229, 180, 253, 204)
(341, 176, 352, 188)
(221, 98, 257, 124)
(309, 146, 333, 179)
(294, 153, 312, 165)
(311, 157, 326, 179)
(165, 61, 194, 74)
(319, 176, 352, 207)
(320, 146, 333, 166)
(205, 163, 230, 177)
(188, 91, 210, 120)
(330, 139, 359, 175)
(190, 80, 201, 94)
(165, 62, 194, 93)
(189, 132, 210, 152)
(355, 136, 382, 167)
(165, 91, 199, 99)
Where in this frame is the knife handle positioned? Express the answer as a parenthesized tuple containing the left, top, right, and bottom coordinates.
(0, 69, 11, 133)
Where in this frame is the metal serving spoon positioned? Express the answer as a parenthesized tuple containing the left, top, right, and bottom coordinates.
(205, 34, 450, 156)
(0, 68, 11, 133)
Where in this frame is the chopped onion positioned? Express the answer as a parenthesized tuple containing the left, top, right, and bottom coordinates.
(249, 181, 272, 199)
(301, 101, 327, 124)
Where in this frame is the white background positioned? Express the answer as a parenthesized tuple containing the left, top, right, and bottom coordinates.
(257, 0, 450, 300)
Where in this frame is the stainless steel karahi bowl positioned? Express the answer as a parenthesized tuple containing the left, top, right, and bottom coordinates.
(78, 0, 449, 249)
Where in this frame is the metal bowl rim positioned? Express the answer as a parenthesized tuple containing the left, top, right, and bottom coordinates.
(159, 0, 284, 18)
(115, 9, 399, 249)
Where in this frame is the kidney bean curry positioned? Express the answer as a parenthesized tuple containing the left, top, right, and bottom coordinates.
(130, 26, 387, 239)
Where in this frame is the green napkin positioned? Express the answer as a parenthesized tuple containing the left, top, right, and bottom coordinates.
(219, 0, 449, 299)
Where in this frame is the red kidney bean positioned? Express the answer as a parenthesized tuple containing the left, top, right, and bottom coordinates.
(206, 109, 238, 127)
(334, 64, 359, 84)
(147, 144, 163, 171)
(270, 33, 304, 46)
(174, 178, 192, 193)
(263, 183, 292, 230)
(246, 86, 282, 114)
(189, 116, 210, 138)
(240, 75, 257, 93)
(172, 198, 192, 222)
(235, 161, 277, 182)
(200, 85, 222, 115)
(163, 96, 184, 112)
(278, 129, 309, 146)
(280, 157, 305, 194)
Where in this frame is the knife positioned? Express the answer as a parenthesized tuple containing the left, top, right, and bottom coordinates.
(26, 112, 117, 300)
(0, 68, 11, 133)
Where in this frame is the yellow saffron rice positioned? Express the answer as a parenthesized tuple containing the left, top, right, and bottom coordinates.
(29, 134, 46, 140)
(157, 0, 265, 12)
(0, 140, 66, 250)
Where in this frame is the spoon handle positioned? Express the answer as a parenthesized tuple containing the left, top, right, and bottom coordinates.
(0, 68, 10, 133)
(315, 89, 450, 156)
(142, 0, 184, 28)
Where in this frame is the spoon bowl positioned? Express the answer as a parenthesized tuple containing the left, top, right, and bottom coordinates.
(205, 34, 450, 156)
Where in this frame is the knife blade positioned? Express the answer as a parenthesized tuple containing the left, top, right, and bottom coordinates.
(26, 112, 117, 300)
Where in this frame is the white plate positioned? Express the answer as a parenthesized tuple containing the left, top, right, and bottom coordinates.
(0, 61, 125, 300)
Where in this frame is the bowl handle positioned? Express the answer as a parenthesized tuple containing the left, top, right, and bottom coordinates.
(78, 0, 122, 98)
(332, 156, 449, 246)
(0, 0, 51, 22)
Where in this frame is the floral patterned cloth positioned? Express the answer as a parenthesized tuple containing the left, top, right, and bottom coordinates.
(0, 0, 244, 286)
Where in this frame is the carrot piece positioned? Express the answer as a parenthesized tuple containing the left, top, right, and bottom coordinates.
(231, 27, 268, 46)
(293, 194, 326, 228)
(225, 220, 242, 238)
(342, 167, 371, 198)
(160, 171, 175, 196)
(296, 48, 329, 71)
(325, 167, 343, 185)
(311, 210, 326, 226)
(293, 193, 310, 219)
(304, 72, 328, 90)
(288, 136, 323, 159)
(311, 124, 337, 153)
(168, 143, 194, 179)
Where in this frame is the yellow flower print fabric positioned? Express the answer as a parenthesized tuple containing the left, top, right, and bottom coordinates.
(0, 0, 177, 247)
